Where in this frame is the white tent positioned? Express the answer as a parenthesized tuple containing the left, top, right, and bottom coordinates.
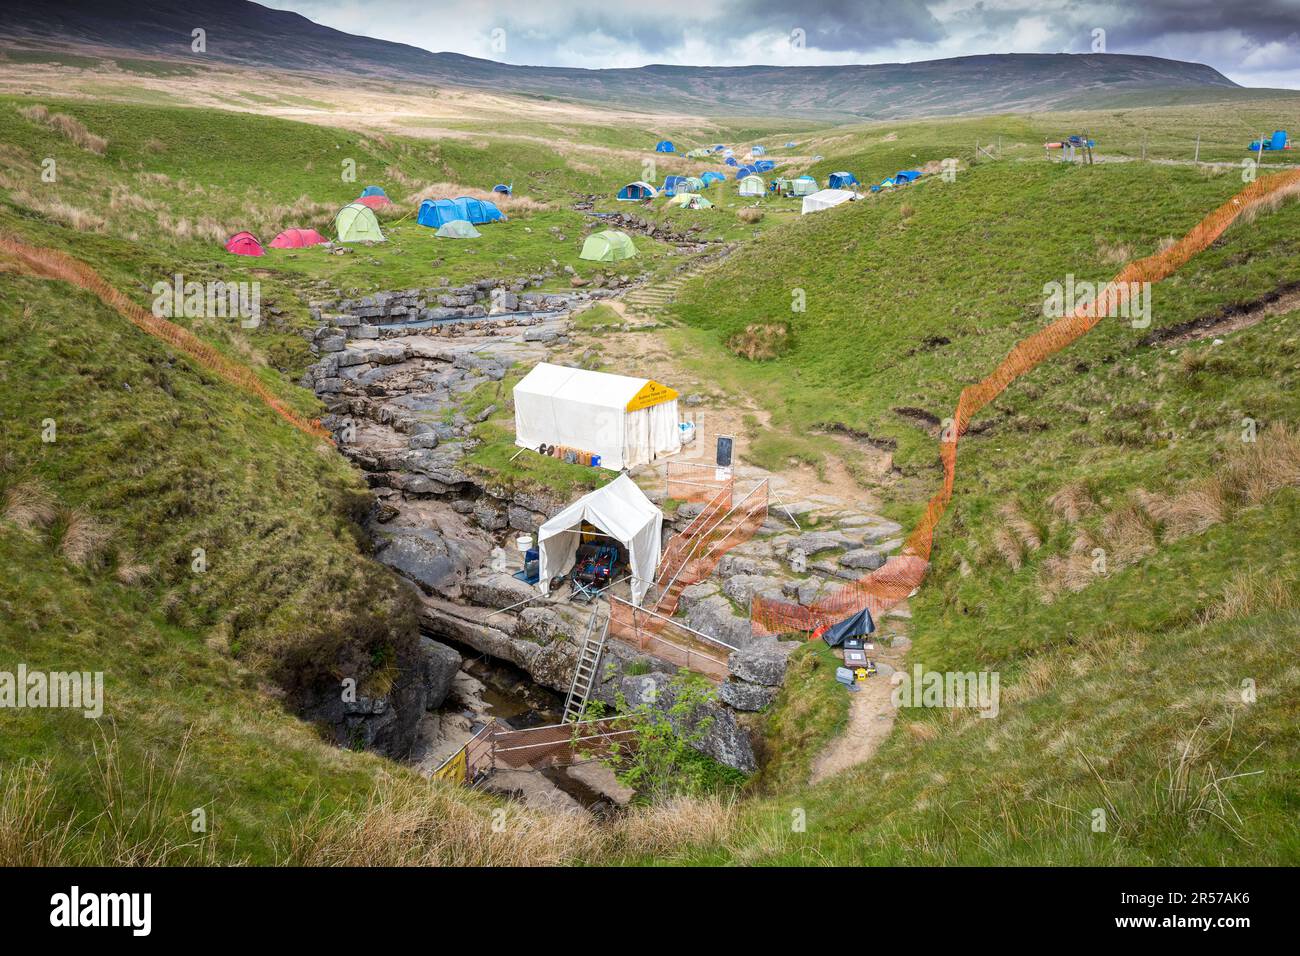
(538, 474, 663, 605)
(801, 188, 859, 215)
(513, 363, 681, 471)
(738, 175, 765, 197)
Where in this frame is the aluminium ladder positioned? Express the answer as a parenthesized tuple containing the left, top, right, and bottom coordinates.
(562, 609, 609, 724)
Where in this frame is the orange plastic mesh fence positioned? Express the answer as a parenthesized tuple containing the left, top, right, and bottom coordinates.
(666, 460, 734, 504)
(752, 168, 1300, 636)
(0, 236, 333, 443)
(608, 597, 732, 680)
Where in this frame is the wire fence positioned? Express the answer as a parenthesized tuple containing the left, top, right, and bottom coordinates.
(666, 460, 734, 504)
(752, 167, 1300, 635)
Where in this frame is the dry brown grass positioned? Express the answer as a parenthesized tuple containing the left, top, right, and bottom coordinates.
(2, 479, 56, 531)
(905, 721, 941, 742)
(1135, 481, 1226, 541)
(1200, 568, 1300, 626)
(899, 202, 916, 219)
(1095, 236, 1134, 266)
(1047, 480, 1095, 523)
(404, 180, 548, 213)
(1219, 422, 1300, 505)
(726, 322, 788, 361)
(54, 506, 112, 569)
(610, 795, 738, 858)
(737, 207, 764, 224)
(1000, 501, 1043, 552)
(11, 190, 107, 232)
(993, 527, 1024, 570)
(1100, 502, 1158, 564)
(114, 550, 153, 586)
(0, 761, 74, 866)
(18, 104, 108, 154)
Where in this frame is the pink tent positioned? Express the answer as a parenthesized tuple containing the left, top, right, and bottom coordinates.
(224, 231, 264, 256)
(356, 194, 393, 210)
(269, 228, 327, 249)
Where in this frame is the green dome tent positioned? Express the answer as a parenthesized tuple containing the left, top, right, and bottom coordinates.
(668, 193, 713, 209)
(334, 202, 385, 243)
(579, 230, 637, 262)
(684, 176, 706, 192)
(435, 219, 481, 239)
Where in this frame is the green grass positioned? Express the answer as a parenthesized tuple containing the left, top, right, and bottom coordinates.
(751, 643, 849, 793)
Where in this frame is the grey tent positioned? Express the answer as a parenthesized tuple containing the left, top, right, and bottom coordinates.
(820, 607, 876, 647)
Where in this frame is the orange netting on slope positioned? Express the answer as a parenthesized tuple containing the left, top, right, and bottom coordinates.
(0, 235, 332, 442)
(752, 168, 1300, 636)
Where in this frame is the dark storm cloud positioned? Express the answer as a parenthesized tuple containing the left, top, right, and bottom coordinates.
(724, 0, 947, 53)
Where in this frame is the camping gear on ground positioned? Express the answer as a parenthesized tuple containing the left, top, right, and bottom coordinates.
(224, 231, 265, 256)
(1248, 130, 1290, 151)
(513, 547, 540, 585)
(537, 474, 663, 606)
(435, 219, 481, 239)
(514, 362, 680, 471)
(802, 188, 858, 215)
(360, 186, 387, 197)
(269, 228, 326, 249)
(821, 607, 876, 647)
(617, 181, 658, 201)
(828, 171, 859, 189)
(570, 542, 620, 603)
(738, 174, 765, 197)
(655, 140, 675, 152)
(579, 230, 638, 262)
(356, 194, 393, 210)
(835, 666, 858, 689)
(842, 635, 875, 671)
(333, 203, 386, 242)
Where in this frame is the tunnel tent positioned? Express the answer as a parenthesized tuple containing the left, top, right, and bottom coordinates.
(661, 175, 691, 196)
(417, 198, 459, 228)
(360, 186, 387, 197)
(655, 140, 675, 152)
(513, 362, 681, 474)
(454, 196, 506, 223)
(669, 193, 713, 208)
(537, 474, 664, 606)
(269, 228, 327, 249)
(802, 188, 858, 215)
(616, 181, 658, 201)
(579, 229, 637, 262)
(333, 202, 386, 242)
(828, 171, 859, 189)
(435, 219, 480, 238)
(224, 231, 264, 256)
(738, 174, 765, 196)
(686, 147, 712, 158)
(893, 170, 922, 184)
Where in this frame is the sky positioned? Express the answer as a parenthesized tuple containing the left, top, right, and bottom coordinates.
(261, 0, 1300, 88)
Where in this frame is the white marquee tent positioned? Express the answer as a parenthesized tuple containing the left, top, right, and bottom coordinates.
(801, 188, 859, 215)
(513, 363, 681, 471)
(537, 474, 663, 605)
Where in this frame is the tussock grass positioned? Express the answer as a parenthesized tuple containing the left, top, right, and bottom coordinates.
(18, 103, 108, 153)
(727, 322, 789, 360)
(52, 506, 112, 569)
(1, 479, 56, 531)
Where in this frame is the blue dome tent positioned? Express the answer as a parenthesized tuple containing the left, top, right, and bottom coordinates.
(700, 171, 726, 185)
(661, 175, 691, 196)
(616, 181, 658, 201)
(655, 140, 675, 153)
(724, 157, 739, 167)
(734, 165, 758, 179)
(493, 184, 512, 195)
(360, 186, 387, 197)
(828, 171, 859, 189)
(754, 160, 775, 172)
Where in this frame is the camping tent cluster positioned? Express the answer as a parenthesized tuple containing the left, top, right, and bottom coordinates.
(870, 170, 922, 192)
(513, 362, 680, 471)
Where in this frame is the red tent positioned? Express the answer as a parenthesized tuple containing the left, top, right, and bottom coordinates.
(356, 195, 393, 210)
(269, 228, 327, 249)
(224, 232, 265, 256)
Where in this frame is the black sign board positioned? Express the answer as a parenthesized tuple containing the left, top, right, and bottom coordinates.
(716, 434, 734, 468)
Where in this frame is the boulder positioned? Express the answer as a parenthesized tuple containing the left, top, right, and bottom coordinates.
(684, 595, 754, 649)
(719, 680, 778, 712)
(462, 571, 538, 610)
(419, 637, 461, 710)
(721, 574, 784, 609)
(840, 548, 886, 571)
(729, 637, 796, 686)
(375, 528, 466, 594)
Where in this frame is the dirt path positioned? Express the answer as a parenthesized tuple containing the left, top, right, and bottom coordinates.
(808, 628, 909, 784)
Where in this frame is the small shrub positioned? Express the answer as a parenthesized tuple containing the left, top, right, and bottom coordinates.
(737, 207, 764, 224)
(726, 322, 789, 361)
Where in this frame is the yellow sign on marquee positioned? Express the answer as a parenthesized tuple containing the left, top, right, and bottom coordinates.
(625, 380, 679, 412)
